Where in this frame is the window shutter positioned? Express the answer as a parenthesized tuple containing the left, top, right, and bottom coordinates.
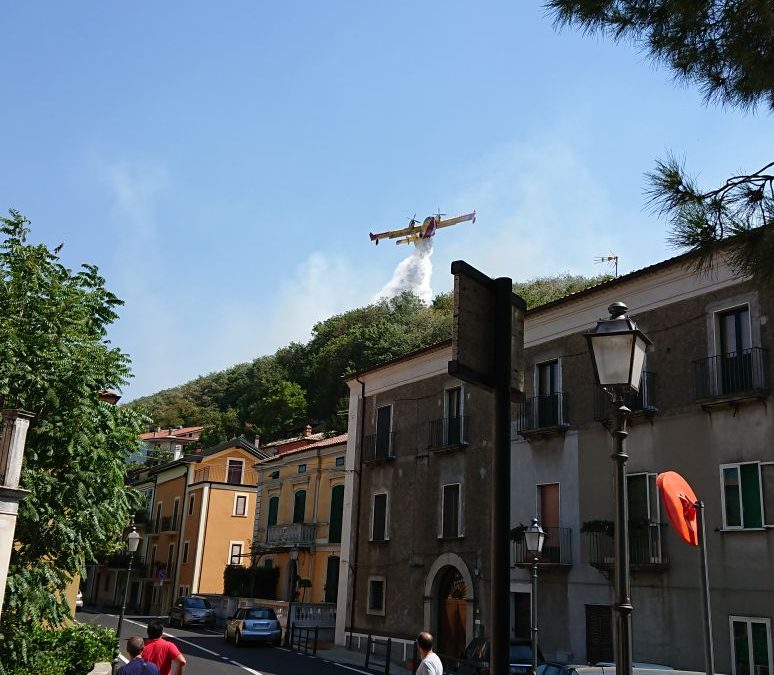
(267, 496, 279, 527)
(329, 485, 344, 543)
(741, 463, 763, 528)
(373, 494, 387, 541)
(761, 463, 774, 526)
(293, 490, 307, 524)
(443, 485, 460, 538)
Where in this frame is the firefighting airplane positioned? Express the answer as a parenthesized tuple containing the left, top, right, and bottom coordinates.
(369, 210, 476, 246)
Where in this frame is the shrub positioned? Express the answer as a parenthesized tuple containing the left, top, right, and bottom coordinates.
(0, 623, 115, 675)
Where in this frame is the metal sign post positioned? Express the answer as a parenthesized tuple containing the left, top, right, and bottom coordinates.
(449, 261, 525, 675)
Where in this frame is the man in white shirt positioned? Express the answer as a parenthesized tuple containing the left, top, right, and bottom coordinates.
(416, 631, 443, 675)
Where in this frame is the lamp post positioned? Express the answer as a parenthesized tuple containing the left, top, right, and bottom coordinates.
(524, 519, 545, 675)
(586, 302, 651, 675)
(112, 527, 141, 675)
(284, 545, 300, 647)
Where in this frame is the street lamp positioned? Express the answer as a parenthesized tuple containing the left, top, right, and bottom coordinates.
(112, 527, 141, 675)
(586, 302, 651, 675)
(284, 545, 300, 647)
(524, 518, 545, 675)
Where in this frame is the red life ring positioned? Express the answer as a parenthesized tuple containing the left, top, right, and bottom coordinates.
(656, 471, 699, 546)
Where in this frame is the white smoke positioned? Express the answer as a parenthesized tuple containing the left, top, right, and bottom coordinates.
(376, 238, 434, 303)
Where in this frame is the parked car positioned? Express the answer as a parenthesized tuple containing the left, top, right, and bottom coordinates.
(538, 664, 675, 675)
(75, 591, 83, 610)
(457, 637, 544, 675)
(168, 596, 216, 629)
(223, 606, 282, 647)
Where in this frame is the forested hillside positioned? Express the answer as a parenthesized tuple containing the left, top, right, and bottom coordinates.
(128, 273, 610, 446)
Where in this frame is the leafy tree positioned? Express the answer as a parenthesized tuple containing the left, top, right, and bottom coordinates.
(546, 0, 774, 283)
(513, 273, 612, 309)
(0, 211, 147, 670)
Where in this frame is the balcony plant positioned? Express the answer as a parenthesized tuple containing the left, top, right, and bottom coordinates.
(580, 519, 614, 536)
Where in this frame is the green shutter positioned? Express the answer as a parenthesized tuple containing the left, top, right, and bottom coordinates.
(724, 467, 742, 527)
(329, 485, 344, 543)
(740, 463, 763, 528)
(293, 490, 307, 524)
(267, 496, 279, 528)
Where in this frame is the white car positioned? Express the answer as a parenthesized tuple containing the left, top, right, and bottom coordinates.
(224, 607, 282, 646)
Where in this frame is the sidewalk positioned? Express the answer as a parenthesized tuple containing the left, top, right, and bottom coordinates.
(315, 644, 413, 675)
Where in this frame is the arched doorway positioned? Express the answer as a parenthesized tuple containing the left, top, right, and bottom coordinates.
(423, 553, 475, 658)
(436, 567, 467, 657)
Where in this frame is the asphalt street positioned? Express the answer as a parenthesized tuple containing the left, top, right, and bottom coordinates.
(77, 610, 368, 675)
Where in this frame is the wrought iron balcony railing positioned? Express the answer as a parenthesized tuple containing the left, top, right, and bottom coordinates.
(429, 415, 468, 448)
(160, 516, 177, 532)
(363, 432, 395, 462)
(585, 522, 669, 569)
(106, 554, 147, 575)
(514, 393, 569, 434)
(694, 347, 769, 399)
(266, 523, 317, 546)
(512, 526, 572, 567)
(594, 371, 656, 421)
(193, 465, 258, 485)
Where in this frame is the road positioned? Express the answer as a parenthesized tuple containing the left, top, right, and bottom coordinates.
(78, 610, 368, 675)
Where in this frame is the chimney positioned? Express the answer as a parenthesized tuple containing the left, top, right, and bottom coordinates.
(304, 424, 312, 437)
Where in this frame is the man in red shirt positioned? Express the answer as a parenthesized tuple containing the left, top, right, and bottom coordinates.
(143, 621, 186, 675)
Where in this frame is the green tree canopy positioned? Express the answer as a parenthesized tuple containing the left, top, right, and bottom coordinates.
(0, 211, 147, 669)
(546, 0, 774, 284)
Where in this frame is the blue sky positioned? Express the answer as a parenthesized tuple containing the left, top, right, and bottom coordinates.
(1, 2, 772, 399)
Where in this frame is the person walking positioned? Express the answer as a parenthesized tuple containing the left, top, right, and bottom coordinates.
(117, 636, 160, 675)
(416, 631, 443, 675)
(142, 621, 187, 675)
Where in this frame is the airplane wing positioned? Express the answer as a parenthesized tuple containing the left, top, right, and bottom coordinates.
(369, 221, 418, 244)
(434, 211, 476, 230)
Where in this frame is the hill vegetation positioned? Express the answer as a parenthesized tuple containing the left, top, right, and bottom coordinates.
(128, 273, 611, 446)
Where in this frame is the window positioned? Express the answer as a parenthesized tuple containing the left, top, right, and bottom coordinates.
(721, 462, 774, 529)
(537, 483, 560, 557)
(329, 484, 344, 543)
(325, 555, 340, 603)
(182, 541, 189, 564)
(187, 494, 195, 516)
(536, 360, 561, 426)
(267, 495, 279, 528)
(627, 473, 664, 563)
(367, 576, 385, 615)
(718, 305, 754, 394)
(270, 470, 280, 480)
(371, 492, 388, 541)
(375, 405, 392, 458)
(441, 484, 461, 538)
(233, 494, 248, 517)
(229, 542, 243, 565)
(155, 502, 162, 533)
(335, 456, 345, 468)
(445, 387, 463, 444)
(298, 463, 307, 474)
(227, 459, 244, 485)
(151, 544, 157, 565)
(166, 544, 174, 574)
(172, 498, 180, 529)
(730, 616, 773, 675)
(293, 490, 307, 524)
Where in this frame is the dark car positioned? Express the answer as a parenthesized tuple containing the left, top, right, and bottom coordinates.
(168, 596, 216, 629)
(458, 637, 544, 675)
(224, 606, 282, 647)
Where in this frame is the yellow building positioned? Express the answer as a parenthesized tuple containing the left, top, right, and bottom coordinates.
(253, 434, 347, 606)
(85, 437, 266, 615)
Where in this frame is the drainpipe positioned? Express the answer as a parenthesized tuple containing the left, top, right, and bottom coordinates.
(348, 375, 367, 639)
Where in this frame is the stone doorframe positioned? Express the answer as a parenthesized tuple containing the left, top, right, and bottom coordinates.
(423, 552, 475, 645)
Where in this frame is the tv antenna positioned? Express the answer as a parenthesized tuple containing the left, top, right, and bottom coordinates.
(595, 253, 619, 278)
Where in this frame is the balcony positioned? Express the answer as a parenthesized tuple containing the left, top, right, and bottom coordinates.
(514, 393, 569, 437)
(585, 522, 669, 571)
(266, 523, 317, 546)
(193, 465, 258, 485)
(429, 415, 468, 450)
(106, 553, 147, 576)
(512, 527, 572, 567)
(594, 371, 657, 421)
(694, 348, 769, 402)
(363, 432, 395, 462)
(160, 516, 177, 532)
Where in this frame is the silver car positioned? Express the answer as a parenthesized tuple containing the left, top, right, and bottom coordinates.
(224, 606, 282, 647)
(168, 596, 216, 629)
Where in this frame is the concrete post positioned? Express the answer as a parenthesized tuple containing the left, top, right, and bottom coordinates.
(0, 409, 34, 618)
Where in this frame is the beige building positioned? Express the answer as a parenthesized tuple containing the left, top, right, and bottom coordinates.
(252, 434, 347, 606)
(86, 436, 266, 615)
